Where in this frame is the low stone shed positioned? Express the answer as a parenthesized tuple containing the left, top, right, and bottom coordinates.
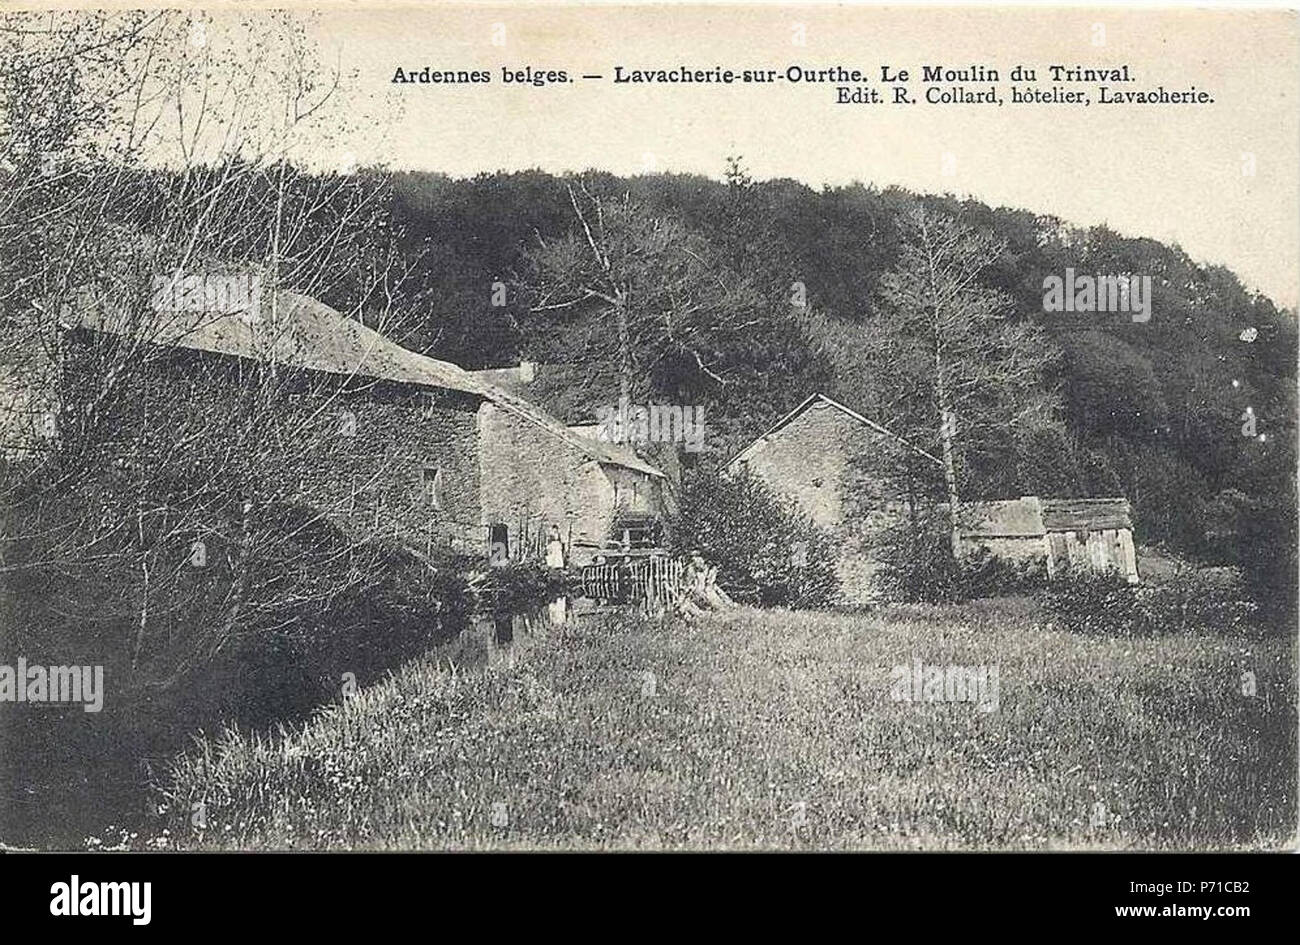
(958, 496, 1140, 583)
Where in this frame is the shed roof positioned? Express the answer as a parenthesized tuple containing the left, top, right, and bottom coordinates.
(65, 286, 662, 478)
(957, 498, 1045, 538)
(957, 496, 1133, 538)
(1041, 498, 1133, 532)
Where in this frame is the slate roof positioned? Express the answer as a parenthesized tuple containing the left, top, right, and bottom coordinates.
(956, 498, 1046, 538)
(1040, 498, 1133, 532)
(468, 362, 623, 425)
(957, 496, 1133, 538)
(65, 287, 663, 478)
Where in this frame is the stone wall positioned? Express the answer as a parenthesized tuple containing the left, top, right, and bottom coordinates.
(0, 314, 59, 460)
(477, 402, 664, 562)
(738, 400, 914, 526)
(738, 400, 858, 529)
(959, 535, 1047, 566)
(736, 400, 921, 602)
(59, 333, 669, 568)
(59, 334, 484, 553)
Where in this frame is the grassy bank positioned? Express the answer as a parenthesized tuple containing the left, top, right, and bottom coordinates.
(148, 599, 1296, 850)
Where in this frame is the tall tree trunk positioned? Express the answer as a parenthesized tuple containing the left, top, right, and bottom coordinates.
(934, 349, 962, 560)
(616, 289, 630, 405)
(921, 215, 963, 563)
(269, 166, 284, 380)
(132, 366, 150, 672)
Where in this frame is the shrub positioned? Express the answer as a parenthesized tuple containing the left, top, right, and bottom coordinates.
(1155, 570, 1260, 635)
(0, 491, 477, 847)
(873, 509, 1047, 603)
(1039, 570, 1259, 637)
(871, 508, 954, 602)
(474, 560, 569, 616)
(671, 466, 839, 607)
(959, 548, 1049, 600)
(1230, 494, 1297, 632)
(173, 534, 474, 731)
(1036, 574, 1146, 636)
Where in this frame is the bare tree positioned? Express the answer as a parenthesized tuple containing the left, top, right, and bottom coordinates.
(853, 206, 1059, 555)
(514, 179, 764, 411)
(0, 9, 423, 717)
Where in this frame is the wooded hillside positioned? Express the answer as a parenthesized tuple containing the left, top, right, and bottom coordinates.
(363, 165, 1295, 589)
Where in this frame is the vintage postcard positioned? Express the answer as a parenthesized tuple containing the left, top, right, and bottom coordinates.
(0, 0, 1295, 881)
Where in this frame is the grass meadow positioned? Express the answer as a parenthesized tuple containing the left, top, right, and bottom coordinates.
(147, 599, 1296, 850)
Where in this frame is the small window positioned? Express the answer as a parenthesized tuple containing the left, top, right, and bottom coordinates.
(423, 466, 443, 509)
(488, 523, 509, 566)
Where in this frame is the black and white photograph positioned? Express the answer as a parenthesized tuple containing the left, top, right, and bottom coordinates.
(0, 0, 1295, 902)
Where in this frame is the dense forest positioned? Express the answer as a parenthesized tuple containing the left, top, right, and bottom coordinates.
(328, 164, 1295, 599)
